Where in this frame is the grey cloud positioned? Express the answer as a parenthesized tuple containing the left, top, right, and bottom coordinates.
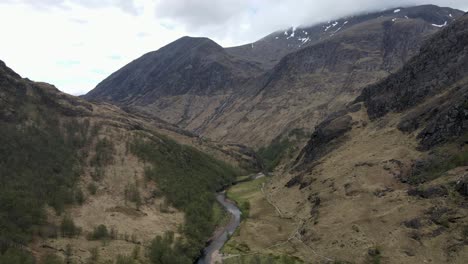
(155, 0, 250, 28)
(154, 0, 468, 46)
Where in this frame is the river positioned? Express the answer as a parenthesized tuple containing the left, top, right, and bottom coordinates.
(196, 191, 242, 264)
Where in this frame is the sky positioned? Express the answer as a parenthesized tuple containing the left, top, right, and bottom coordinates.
(0, 0, 467, 96)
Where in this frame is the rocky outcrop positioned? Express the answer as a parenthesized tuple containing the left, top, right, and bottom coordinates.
(408, 185, 449, 198)
(455, 176, 468, 197)
(295, 112, 353, 166)
(357, 13, 468, 150)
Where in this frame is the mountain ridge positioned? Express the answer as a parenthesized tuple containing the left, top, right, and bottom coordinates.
(84, 5, 464, 148)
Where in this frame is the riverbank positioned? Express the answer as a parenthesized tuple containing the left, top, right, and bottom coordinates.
(221, 176, 302, 264)
(197, 192, 242, 264)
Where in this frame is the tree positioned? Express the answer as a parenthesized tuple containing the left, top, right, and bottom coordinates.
(61, 215, 80, 238)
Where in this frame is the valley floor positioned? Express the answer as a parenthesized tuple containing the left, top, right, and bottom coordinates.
(221, 177, 304, 264)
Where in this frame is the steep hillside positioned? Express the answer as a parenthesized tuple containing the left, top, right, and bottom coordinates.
(85, 5, 463, 150)
(234, 12, 468, 264)
(0, 61, 250, 264)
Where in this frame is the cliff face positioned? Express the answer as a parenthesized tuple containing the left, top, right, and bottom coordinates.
(357, 12, 468, 150)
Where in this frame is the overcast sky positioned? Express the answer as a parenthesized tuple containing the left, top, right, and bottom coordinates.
(0, 0, 467, 95)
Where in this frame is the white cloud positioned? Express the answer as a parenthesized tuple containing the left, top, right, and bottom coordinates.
(0, 1, 188, 95)
(0, 0, 466, 95)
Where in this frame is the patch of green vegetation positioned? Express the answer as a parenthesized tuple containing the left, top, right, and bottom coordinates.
(367, 247, 382, 264)
(258, 129, 308, 172)
(410, 147, 468, 184)
(223, 253, 302, 264)
(462, 225, 468, 243)
(148, 231, 191, 264)
(129, 134, 240, 262)
(258, 139, 292, 172)
(60, 215, 81, 238)
(226, 177, 267, 219)
(86, 224, 118, 243)
(0, 248, 34, 264)
(87, 182, 98, 195)
(90, 137, 115, 167)
(90, 137, 115, 181)
(212, 200, 230, 228)
(124, 183, 142, 209)
(222, 240, 251, 254)
(0, 117, 86, 253)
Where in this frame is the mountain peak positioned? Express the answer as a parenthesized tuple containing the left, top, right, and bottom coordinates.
(157, 36, 224, 56)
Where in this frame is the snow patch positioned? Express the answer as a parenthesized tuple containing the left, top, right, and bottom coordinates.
(449, 13, 453, 18)
(392, 18, 397, 22)
(344, 21, 348, 24)
(286, 26, 296, 39)
(405, 16, 409, 19)
(332, 26, 343, 34)
(298, 37, 310, 44)
(432, 21, 447, 28)
(275, 36, 279, 39)
(394, 9, 401, 13)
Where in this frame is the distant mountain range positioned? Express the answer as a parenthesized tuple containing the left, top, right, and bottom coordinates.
(85, 5, 464, 148)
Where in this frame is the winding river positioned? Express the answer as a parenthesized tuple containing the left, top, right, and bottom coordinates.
(197, 192, 242, 264)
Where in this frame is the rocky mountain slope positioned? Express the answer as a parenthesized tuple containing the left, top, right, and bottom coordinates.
(254, 12, 468, 264)
(0, 60, 257, 263)
(85, 5, 463, 149)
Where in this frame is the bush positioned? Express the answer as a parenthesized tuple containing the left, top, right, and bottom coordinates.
(61, 215, 80, 238)
(240, 201, 251, 218)
(367, 247, 382, 264)
(88, 224, 110, 240)
(87, 182, 98, 195)
(124, 183, 142, 209)
(74, 188, 85, 205)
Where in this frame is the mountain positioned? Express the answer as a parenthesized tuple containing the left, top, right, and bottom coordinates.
(252, 12, 468, 263)
(226, 4, 461, 70)
(0, 60, 257, 263)
(85, 5, 464, 149)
